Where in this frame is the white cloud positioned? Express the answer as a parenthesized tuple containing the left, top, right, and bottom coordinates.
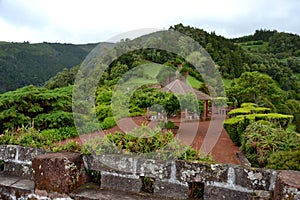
(0, 0, 299, 43)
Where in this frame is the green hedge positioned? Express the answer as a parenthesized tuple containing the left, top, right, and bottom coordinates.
(241, 103, 258, 108)
(224, 113, 293, 145)
(228, 105, 271, 118)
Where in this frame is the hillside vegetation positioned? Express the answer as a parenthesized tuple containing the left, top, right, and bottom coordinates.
(0, 42, 97, 93)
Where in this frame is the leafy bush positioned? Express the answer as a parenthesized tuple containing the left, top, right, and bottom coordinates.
(163, 121, 178, 129)
(228, 103, 271, 118)
(0, 86, 73, 132)
(100, 117, 116, 130)
(84, 126, 213, 162)
(34, 111, 74, 129)
(240, 103, 258, 108)
(224, 104, 293, 145)
(267, 148, 300, 170)
(241, 121, 300, 168)
(223, 116, 250, 145)
(0, 126, 78, 149)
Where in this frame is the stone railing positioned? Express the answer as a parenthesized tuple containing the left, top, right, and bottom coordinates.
(0, 144, 299, 200)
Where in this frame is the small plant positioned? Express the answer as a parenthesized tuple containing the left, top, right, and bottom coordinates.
(0, 160, 4, 171)
(162, 121, 178, 129)
(141, 176, 155, 193)
(51, 141, 83, 153)
(85, 169, 101, 184)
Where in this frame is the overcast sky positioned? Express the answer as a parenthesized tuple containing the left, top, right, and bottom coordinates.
(0, 0, 299, 44)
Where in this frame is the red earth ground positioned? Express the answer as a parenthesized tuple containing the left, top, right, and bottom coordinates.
(60, 115, 241, 165)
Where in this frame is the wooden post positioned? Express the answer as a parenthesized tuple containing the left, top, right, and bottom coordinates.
(185, 109, 188, 121)
(211, 99, 214, 117)
(204, 100, 208, 119)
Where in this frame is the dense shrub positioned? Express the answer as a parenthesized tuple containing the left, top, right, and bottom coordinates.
(267, 148, 300, 170)
(224, 103, 293, 145)
(84, 126, 213, 162)
(241, 121, 299, 168)
(34, 111, 74, 129)
(0, 126, 78, 149)
(228, 104, 271, 118)
(99, 117, 116, 130)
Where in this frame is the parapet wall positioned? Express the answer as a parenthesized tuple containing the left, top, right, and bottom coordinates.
(0, 145, 299, 200)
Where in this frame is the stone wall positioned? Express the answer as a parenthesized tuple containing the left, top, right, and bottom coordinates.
(0, 144, 299, 200)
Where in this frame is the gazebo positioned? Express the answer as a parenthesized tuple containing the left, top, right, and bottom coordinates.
(160, 79, 213, 120)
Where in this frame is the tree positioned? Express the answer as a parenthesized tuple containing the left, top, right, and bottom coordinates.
(228, 71, 283, 107)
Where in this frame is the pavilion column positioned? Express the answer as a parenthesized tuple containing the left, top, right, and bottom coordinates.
(204, 100, 208, 119)
(211, 99, 214, 117)
(185, 108, 188, 121)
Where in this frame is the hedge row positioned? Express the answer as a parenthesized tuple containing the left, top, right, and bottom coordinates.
(228, 103, 271, 118)
(223, 113, 293, 145)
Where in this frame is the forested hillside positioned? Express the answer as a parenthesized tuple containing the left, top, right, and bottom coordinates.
(171, 24, 300, 98)
(0, 42, 97, 93)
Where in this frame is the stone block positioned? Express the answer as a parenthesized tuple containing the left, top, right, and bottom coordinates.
(234, 167, 277, 191)
(204, 185, 253, 200)
(176, 160, 228, 182)
(154, 180, 189, 199)
(274, 170, 300, 200)
(0, 145, 17, 160)
(3, 161, 32, 179)
(32, 152, 88, 194)
(101, 173, 142, 193)
(17, 146, 46, 162)
(83, 154, 136, 174)
(136, 158, 171, 180)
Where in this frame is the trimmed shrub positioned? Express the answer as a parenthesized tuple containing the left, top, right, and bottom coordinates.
(241, 102, 258, 108)
(224, 112, 293, 145)
(228, 104, 271, 118)
(100, 117, 116, 130)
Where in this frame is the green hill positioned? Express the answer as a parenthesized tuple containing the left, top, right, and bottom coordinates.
(0, 42, 97, 93)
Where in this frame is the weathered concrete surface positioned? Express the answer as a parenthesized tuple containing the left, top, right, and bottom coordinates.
(0, 145, 17, 160)
(18, 145, 46, 162)
(176, 160, 228, 182)
(274, 170, 300, 200)
(154, 180, 189, 200)
(234, 166, 277, 191)
(204, 185, 253, 200)
(0, 172, 34, 200)
(3, 161, 32, 179)
(136, 158, 172, 180)
(0, 172, 170, 200)
(83, 154, 136, 174)
(71, 182, 172, 200)
(32, 152, 88, 194)
(101, 173, 142, 193)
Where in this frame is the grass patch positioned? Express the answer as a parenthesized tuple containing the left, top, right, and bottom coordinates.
(143, 63, 163, 78)
(238, 41, 269, 53)
(187, 75, 202, 88)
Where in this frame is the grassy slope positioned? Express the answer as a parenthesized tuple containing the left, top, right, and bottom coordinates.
(238, 41, 269, 53)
